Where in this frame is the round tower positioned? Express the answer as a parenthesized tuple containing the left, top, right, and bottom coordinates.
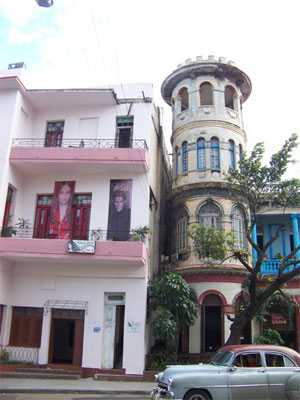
(161, 56, 252, 352)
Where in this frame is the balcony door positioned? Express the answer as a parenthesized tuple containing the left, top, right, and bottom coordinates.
(34, 193, 91, 239)
(45, 121, 64, 147)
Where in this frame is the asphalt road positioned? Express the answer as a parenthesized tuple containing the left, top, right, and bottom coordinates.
(0, 395, 150, 400)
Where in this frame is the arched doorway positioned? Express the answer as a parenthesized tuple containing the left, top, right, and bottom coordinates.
(202, 294, 223, 352)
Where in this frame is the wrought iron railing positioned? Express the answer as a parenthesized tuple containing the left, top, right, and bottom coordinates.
(0, 344, 38, 364)
(145, 353, 213, 370)
(11, 138, 148, 150)
(0, 227, 144, 242)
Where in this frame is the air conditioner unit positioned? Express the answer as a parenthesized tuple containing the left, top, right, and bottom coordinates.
(171, 253, 179, 262)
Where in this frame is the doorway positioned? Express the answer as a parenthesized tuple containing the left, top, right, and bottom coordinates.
(202, 294, 223, 352)
(102, 294, 125, 369)
(48, 309, 84, 366)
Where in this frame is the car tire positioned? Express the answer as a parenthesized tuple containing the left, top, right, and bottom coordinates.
(184, 389, 211, 400)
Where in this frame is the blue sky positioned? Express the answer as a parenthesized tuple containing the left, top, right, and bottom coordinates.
(0, 0, 299, 176)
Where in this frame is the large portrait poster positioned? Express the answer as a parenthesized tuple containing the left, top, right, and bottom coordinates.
(107, 179, 132, 241)
(49, 181, 76, 239)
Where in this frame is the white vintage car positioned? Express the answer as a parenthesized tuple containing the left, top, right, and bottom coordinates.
(150, 344, 300, 400)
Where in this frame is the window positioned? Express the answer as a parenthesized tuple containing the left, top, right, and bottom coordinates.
(2, 186, 14, 227)
(178, 87, 189, 112)
(9, 307, 43, 347)
(116, 117, 133, 148)
(229, 140, 236, 169)
(33, 193, 91, 239)
(45, 121, 64, 147)
(175, 147, 179, 176)
(71, 194, 92, 240)
(182, 142, 188, 173)
(234, 353, 262, 368)
(225, 86, 237, 110)
(199, 82, 213, 105)
(239, 144, 243, 167)
(199, 202, 221, 230)
(210, 137, 220, 170)
(232, 206, 246, 249)
(197, 138, 206, 170)
(175, 208, 188, 253)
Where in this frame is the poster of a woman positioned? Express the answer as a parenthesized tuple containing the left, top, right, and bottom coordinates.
(49, 181, 75, 239)
(107, 180, 132, 241)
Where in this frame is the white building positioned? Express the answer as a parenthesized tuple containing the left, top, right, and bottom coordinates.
(0, 63, 170, 375)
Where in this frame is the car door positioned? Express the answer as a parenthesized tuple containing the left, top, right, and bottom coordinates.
(228, 352, 269, 400)
(265, 352, 300, 400)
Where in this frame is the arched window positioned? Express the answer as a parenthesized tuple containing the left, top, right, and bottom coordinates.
(232, 206, 246, 249)
(199, 82, 213, 105)
(198, 202, 221, 230)
(182, 142, 188, 173)
(175, 208, 189, 253)
(197, 138, 206, 170)
(175, 147, 179, 176)
(229, 140, 236, 169)
(178, 87, 189, 112)
(210, 137, 220, 170)
(225, 85, 237, 110)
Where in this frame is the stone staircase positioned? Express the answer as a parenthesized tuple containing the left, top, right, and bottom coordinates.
(0, 367, 81, 380)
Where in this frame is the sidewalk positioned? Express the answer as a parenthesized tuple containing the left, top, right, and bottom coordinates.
(0, 377, 155, 395)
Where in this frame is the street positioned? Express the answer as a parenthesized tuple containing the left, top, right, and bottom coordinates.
(0, 395, 149, 400)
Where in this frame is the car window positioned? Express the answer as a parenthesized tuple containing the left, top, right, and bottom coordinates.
(209, 350, 233, 366)
(265, 353, 296, 367)
(233, 353, 262, 367)
(266, 353, 284, 367)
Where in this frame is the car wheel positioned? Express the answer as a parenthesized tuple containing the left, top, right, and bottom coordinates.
(184, 389, 211, 400)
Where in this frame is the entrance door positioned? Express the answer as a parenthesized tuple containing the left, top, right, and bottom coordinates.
(202, 294, 223, 352)
(102, 294, 125, 369)
(48, 309, 84, 366)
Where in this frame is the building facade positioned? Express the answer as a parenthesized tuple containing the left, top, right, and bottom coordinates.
(0, 63, 170, 375)
(161, 56, 300, 353)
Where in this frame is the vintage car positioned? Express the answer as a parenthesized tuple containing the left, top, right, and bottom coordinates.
(150, 344, 300, 400)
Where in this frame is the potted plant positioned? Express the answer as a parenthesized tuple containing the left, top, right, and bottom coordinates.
(129, 225, 150, 242)
(1, 215, 16, 237)
(15, 218, 31, 238)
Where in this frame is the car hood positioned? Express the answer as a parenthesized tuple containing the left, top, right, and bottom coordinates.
(157, 363, 225, 384)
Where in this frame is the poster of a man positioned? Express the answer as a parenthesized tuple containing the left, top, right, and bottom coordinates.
(107, 180, 132, 241)
(49, 181, 75, 239)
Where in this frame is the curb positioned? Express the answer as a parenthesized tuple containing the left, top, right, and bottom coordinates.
(0, 389, 151, 395)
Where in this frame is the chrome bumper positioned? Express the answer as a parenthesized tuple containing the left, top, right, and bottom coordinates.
(150, 386, 175, 399)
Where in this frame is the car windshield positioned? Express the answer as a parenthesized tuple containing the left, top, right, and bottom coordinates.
(209, 350, 233, 366)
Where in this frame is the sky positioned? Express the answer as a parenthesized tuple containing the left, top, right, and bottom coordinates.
(0, 0, 299, 176)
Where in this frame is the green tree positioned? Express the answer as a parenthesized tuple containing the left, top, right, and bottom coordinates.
(148, 273, 199, 353)
(224, 133, 300, 345)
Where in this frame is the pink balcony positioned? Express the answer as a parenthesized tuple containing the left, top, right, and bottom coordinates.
(10, 138, 149, 175)
(0, 237, 147, 266)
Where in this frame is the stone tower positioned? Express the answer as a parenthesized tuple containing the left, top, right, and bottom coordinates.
(161, 56, 252, 352)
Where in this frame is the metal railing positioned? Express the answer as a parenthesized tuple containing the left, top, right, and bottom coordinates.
(11, 138, 148, 150)
(0, 344, 38, 364)
(0, 227, 144, 242)
(145, 353, 212, 370)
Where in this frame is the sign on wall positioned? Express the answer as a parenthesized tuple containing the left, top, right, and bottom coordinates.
(68, 240, 95, 254)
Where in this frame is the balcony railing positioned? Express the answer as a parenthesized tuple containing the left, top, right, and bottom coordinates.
(11, 138, 148, 150)
(260, 259, 296, 275)
(0, 227, 144, 242)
